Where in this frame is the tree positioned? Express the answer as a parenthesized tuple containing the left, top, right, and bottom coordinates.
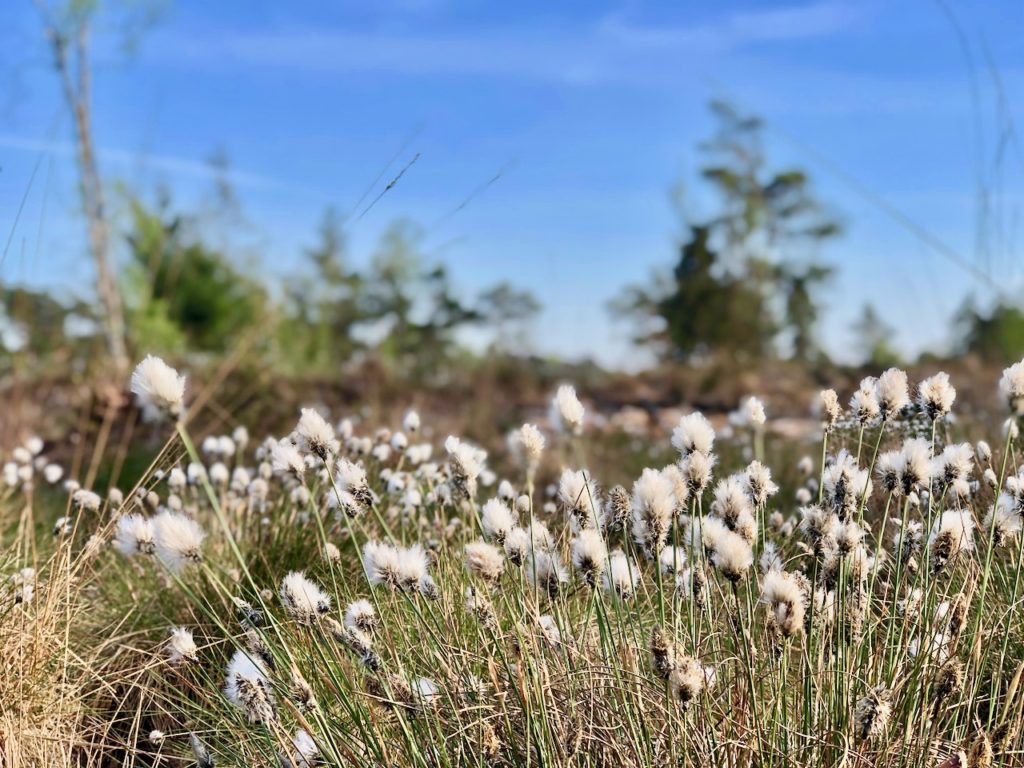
(615, 101, 840, 362)
(34, 0, 163, 376)
(475, 282, 540, 353)
(955, 295, 1024, 362)
(851, 303, 901, 367)
(282, 207, 367, 369)
(122, 195, 268, 353)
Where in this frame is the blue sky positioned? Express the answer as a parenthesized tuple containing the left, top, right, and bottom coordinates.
(1, 0, 1023, 367)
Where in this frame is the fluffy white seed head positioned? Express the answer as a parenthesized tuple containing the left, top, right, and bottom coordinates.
(918, 372, 956, 421)
(295, 408, 338, 459)
(559, 469, 602, 532)
(760, 570, 806, 637)
(571, 529, 608, 587)
(875, 368, 910, 420)
(271, 439, 305, 480)
(819, 389, 842, 428)
(850, 377, 880, 424)
(152, 511, 204, 571)
(130, 355, 186, 422)
(631, 468, 676, 557)
(114, 513, 155, 557)
(999, 359, 1024, 415)
(671, 413, 715, 457)
(280, 571, 331, 623)
(481, 498, 516, 544)
(167, 627, 199, 665)
(602, 550, 641, 600)
(550, 385, 585, 435)
(464, 540, 505, 584)
(510, 423, 545, 471)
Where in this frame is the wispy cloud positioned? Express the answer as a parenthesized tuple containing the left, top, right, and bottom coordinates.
(148, 1, 861, 86)
(0, 134, 324, 196)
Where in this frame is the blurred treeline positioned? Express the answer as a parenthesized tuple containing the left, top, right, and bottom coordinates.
(1, 102, 1022, 393)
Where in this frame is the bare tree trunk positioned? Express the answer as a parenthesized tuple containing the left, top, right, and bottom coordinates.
(45, 18, 129, 378)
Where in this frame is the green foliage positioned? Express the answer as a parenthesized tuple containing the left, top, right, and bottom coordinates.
(122, 195, 269, 354)
(852, 303, 901, 367)
(955, 295, 1024, 363)
(615, 101, 840, 362)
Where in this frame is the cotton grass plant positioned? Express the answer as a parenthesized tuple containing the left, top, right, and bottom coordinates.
(7, 355, 1024, 766)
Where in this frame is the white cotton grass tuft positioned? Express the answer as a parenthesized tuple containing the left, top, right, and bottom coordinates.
(744, 460, 778, 507)
(736, 396, 766, 428)
(130, 355, 187, 422)
(875, 368, 910, 421)
(167, 627, 199, 665)
(481, 498, 516, 544)
(819, 389, 842, 429)
(918, 372, 956, 421)
(631, 468, 676, 557)
(602, 550, 641, 600)
(224, 649, 276, 724)
(464, 540, 505, 584)
(291, 729, 321, 768)
(152, 511, 204, 571)
(510, 423, 545, 473)
(343, 599, 377, 634)
(295, 408, 339, 459)
(999, 358, 1024, 415)
(114, 513, 155, 557)
(850, 377, 880, 424)
(706, 524, 753, 582)
(571, 529, 608, 587)
(445, 436, 486, 500)
(362, 541, 435, 596)
(928, 509, 975, 573)
(333, 458, 372, 515)
(760, 570, 806, 637)
(671, 412, 715, 457)
(550, 384, 585, 435)
(558, 469, 602, 532)
(280, 571, 331, 624)
(984, 493, 1022, 547)
(526, 548, 568, 598)
(403, 410, 421, 434)
(270, 439, 306, 480)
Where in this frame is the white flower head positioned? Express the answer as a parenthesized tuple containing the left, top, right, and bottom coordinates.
(999, 359, 1024, 415)
(481, 497, 516, 544)
(295, 408, 339, 460)
(280, 571, 332, 624)
(819, 389, 842, 428)
(631, 468, 676, 557)
(445, 436, 486, 500)
(167, 627, 199, 665)
(114, 513, 155, 557)
(403, 410, 421, 434)
(603, 549, 641, 600)
(130, 355, 186, 422)
(918, 372, 956, 421)
(271, 439, 305, 480)
(224, 649, 276, 724)
(708, 527, 753, 582)
(550, 384, 585, 435)
(875, 368, 910, 420)
(559, 468, 602, 532)
(850, 377, 880, 424)
(572, 528, 608, 587)
(510, 423, 546, 471)
(760, 570, 806, 637)
(152, 511, 204, 571)
(464, 540, 505, 584)
(343, 598, 377, 634)
(671, 412, 715, 457)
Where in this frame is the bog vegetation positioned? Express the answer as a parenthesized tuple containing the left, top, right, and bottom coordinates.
(2, 355, 1024, 767)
